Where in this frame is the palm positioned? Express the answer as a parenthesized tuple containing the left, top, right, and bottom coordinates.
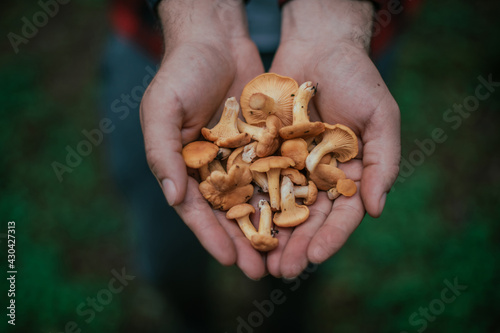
(267, 41, 401, 277)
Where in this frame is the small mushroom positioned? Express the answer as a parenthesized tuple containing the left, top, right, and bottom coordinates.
(226, 204, 258, 240)
(281, 168, 307, 186)
(273, 176, 309, 227)
(327, 186, 340, 200)
(182, 141, 221, 181)
(337, 178, 357, 197)
(240, 73, 298, 127)
(250, 156, 295, 211)
(280, 138, 308, 170)
(181, 141, 219, 169)
(308, 163, 346, 191)
(250, 200, 279, 252)
(305, 124, 358, 172)
(294, 181, 318, 205)
(199, 164, 254, 210)
(201, 97, 252, 148)
(279, 82, 325, 140)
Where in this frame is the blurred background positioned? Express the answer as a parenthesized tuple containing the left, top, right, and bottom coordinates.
(1, 0, 499, 332)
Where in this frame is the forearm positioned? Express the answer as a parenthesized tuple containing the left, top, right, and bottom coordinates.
(157, 0, 250, 51)
(280, 0, 374, 50)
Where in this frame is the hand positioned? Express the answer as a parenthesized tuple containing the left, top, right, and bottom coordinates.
(266, 0, 401, 278)
(140, 0, 267, 279)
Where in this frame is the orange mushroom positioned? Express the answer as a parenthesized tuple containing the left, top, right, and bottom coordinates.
(273, 176, 309, 227)
(240, 73, 298, 127)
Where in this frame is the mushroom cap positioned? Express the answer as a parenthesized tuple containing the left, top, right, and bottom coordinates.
(251, 234, 279, 252)
(255, 115, 282, 157)
(200, 183, 254, 211)
(240, 73, 298, 127)
(281, 168, 307, 186)
(250, 156, 295, 173)
(199, 164, 254, 210)
(322, 124, 358, 163)
(308, 164, 346, 191)
(273, 204, 309, 228)
(226, 203, 256, 220)
(279, 121, 325, 140)
(182, 141, 219, 169)
(280, 138, 308, 170)
(302, 181, 318, 205)
(336, 178, 357, 197)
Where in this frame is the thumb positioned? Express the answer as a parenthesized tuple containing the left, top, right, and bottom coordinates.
(361, 102, 401, 217)
(140, 88, 187, 206)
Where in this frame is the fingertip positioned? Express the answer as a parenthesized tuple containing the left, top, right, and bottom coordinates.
(307, 243, 329, 264)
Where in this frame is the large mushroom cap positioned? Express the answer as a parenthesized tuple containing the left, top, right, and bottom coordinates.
(250, 156, 295, 173)
(325, 124, 358, 162)
(280, 138, 308, 170)
(240, 73, 298, 127)
(226, 203, 255, 220)
(182, 141, 219, 168)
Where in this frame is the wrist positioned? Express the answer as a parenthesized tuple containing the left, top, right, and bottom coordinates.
(280, 0, 374, 51)
(158, 0, 250, 50)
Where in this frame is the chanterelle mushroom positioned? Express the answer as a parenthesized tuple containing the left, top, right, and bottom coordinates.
(182, 141, 222, 181)
(226, 203, 257, 240)
(240, 73, 298, 127)
(279, 81, 325, 140)
(281, 168, 307, 186)
(182, 141, 219, 169)
(280, 138, 309, 170)
(250, 156, 295, 211)
(201, 97, 251, 148)
(250, 200, 279, 252)
(199, 164, 254, 210)
(308, 163, 346, 191)
(306, 124, 358, 172)
(237, 115, 282, 157)
(294, 180, 318, 205)
(273, 176, 309, 227)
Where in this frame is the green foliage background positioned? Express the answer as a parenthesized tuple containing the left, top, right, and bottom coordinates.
(1, 0, 499, 332)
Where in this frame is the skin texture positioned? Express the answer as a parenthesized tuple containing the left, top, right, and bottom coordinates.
(140, 0, 400, 280)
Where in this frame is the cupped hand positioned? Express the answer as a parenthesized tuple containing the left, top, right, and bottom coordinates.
(140, 0, 267, 279)
(266, 6, 401, 278)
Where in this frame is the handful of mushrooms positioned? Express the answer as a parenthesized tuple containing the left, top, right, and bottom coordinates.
(181, 73, 358, 252)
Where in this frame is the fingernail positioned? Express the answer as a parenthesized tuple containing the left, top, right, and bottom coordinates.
(378, 192, 387, 215)
(162, 179, 177, 206)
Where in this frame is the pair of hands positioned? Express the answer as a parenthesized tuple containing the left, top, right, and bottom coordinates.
(140, 0, 400, 280)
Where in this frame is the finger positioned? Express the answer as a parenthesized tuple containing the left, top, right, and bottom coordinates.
(266, 226, 293, 278)
(140, 85, 188, 206)
(361, 98, 401, 217)
(307, 183, 365, 263)
(279, 194, 332, 278)
(217, 210, 267, 280)
(174, 177, 237, 266)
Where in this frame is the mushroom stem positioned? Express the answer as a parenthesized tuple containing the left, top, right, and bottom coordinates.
(249, 92, 275, 111)
(258, 200, 273, 235)
(294, 185, 309, 198)
(267, 168, 281, 210)
(208, 160, 225, 173)
(235, 216, 258, 240)
(280, 176, 297, 214)
(292, 82, 316, 124)
(306, 142, 334, 171)
(199, 164, 210, 181)
(237, 119, 265, 139)
(252, 171, 269, 192)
